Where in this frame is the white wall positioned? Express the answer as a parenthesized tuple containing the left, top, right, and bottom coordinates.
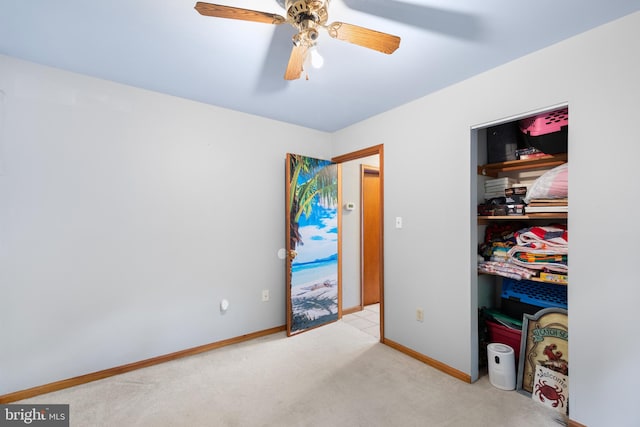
(340, 155, 379, 310)
(0, 55, 332, 395)
(332, 12, 640, 427)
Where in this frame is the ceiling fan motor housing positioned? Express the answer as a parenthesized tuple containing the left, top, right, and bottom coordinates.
(286, 0, 329, 26)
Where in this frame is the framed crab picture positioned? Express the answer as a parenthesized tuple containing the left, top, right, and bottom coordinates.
(516, 307, 568, 410)
(532, 364, 568, 414)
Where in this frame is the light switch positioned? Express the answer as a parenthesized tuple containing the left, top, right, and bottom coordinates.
(395, 217, 403, 229)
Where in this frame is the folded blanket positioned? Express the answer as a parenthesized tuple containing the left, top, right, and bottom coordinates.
(516, 225, 568, 249)
(507, 245, 568, 273)
(478, 260, 537, 280)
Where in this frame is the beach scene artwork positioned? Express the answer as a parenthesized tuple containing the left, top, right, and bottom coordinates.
(287, 154, 338, 334)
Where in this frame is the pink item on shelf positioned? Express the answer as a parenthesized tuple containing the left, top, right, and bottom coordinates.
(519, 108, 568, 137)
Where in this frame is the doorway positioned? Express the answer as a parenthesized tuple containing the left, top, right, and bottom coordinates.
(332, 145, 384, 341)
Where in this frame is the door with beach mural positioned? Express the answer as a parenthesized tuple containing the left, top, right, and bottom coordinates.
(286, 153, 339, 336)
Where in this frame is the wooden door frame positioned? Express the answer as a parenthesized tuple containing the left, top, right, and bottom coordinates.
(332, 144, 384, 342)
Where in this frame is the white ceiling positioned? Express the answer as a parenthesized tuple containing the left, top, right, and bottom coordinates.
(1, 1, 639, 132)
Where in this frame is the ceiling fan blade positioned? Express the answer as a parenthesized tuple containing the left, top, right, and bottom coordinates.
(326, 22, 400, 54)
(284, 45, 307, 80)
(194, 2, 286, 25)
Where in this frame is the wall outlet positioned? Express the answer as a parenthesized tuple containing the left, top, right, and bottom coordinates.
(262, 289, 270, 302)
(416, 308, 424, 322)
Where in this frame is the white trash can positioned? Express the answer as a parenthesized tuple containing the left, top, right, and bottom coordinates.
(487, 343, 516, 390)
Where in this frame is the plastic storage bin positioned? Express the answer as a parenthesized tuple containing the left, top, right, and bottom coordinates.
(519, 108, 568, 154)
(486, 121, 521, 163)
(486, 320, 522, 362)
(487, 343, 516, 390)
(501, 278, 567, 320)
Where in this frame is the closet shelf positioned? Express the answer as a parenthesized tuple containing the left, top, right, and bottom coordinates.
(478, 213, 567, 224)
(478, 271, 568, 286)
(478, 153, 568, 177)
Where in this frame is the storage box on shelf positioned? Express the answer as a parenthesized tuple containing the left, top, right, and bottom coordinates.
(500, 278, 568, 320)
(486, 320, 522, 363)
(487, 121, 522, 163)
(519, 107, 568, 155)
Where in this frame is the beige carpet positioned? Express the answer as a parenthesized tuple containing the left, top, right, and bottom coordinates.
(20, 320, 566, 426)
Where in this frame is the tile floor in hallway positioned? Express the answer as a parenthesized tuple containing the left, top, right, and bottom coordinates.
(342, 303, 380, 338)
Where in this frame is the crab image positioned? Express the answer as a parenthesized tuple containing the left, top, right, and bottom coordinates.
(534, 379, 566, 408)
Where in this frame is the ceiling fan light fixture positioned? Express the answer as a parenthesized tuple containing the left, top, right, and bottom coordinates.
(309, 46, 324, 68)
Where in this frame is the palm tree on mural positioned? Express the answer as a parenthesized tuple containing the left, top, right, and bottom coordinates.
(288, 155, 338, 253)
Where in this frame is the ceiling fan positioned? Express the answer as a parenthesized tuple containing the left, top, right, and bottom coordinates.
(194, 1, 401, 80)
